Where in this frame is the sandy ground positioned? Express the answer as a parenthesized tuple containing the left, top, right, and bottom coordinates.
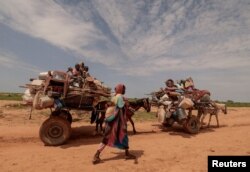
(0, 100, 250, 172)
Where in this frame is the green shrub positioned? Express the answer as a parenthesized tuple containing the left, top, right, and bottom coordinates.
(0, 92, 22, 101)
(217, 100, 250, 107)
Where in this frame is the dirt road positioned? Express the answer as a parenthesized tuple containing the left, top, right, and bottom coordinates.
(0, 100, 249, 172)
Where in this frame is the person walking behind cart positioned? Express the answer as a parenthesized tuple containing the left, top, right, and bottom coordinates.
(92, 84, 136, 164)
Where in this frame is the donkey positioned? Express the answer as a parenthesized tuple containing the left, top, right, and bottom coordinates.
(198, 102, 227, 128)
(126, 98, 151, 134)
(91, 98, 151, 135)
(90, 100, 110, 134)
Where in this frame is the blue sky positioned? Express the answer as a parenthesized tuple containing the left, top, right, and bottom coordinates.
(0, 0, 250, 101)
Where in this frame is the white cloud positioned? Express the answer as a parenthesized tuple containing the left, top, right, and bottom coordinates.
(0, 51, 41, 73)
(0, 0, 250, 76)
(0, 0, 122, 66)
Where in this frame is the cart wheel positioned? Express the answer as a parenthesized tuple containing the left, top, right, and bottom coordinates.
(183, 115, 200, 134)
(51, 110, 73, 124)
(39, 116, 71, 146)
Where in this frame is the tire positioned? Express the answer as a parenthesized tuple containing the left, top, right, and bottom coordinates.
(183, 115, 200, 134)
(39, 116, 71, 146)
(51, 110, 73, 124)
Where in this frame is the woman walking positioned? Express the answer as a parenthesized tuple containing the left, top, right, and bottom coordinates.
(92, 84, 136, 164)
